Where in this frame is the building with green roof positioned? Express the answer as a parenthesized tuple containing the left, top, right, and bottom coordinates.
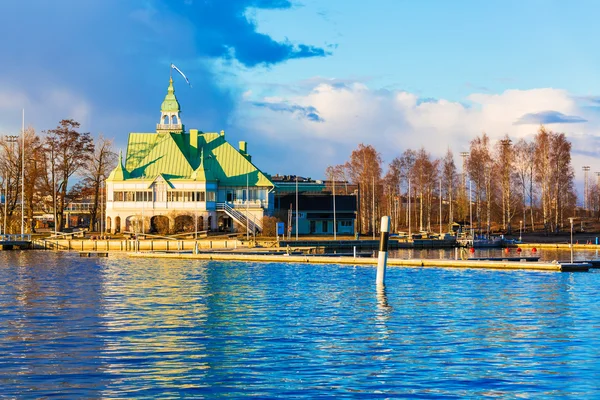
(105, 77, 274, 234)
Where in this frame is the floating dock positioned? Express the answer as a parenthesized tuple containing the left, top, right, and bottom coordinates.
(79, 251, 109, 257)
(128, 252, 589, 272)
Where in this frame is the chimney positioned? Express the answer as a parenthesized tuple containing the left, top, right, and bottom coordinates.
(239, 141, 251, 161)
(188, 129, 199, 166)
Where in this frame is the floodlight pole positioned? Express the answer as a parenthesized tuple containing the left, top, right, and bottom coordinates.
(295, 176, 299, 241)
(569, 217, 574, 263)
(21, 109, 25, 235)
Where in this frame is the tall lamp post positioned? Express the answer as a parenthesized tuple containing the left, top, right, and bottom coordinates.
(295, 175, 298, 241)
(569, 217, 575, 263)
(333, 173, 337, 240)
(439, 178, 442, 236)
(408, 179, 411, 240)
(469, 180, 474, 240)
(519, 220, 522, 242)
(246, 173, 249, 241)
(21, 109, 25, 236)
(583, 166, 590, 214)
(0, 176, 3, 235)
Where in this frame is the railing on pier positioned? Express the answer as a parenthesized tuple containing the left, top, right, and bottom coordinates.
(0, 234, 32, 242)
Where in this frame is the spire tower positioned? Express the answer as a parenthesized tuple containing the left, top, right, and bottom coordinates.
(157, 77, 184, 133)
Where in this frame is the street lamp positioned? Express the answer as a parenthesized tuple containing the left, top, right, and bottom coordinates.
(519, 220, 522, 242)
(295, 175, 298, 241)
(569, 217, 575, 263)
(469, 180, 474, 240)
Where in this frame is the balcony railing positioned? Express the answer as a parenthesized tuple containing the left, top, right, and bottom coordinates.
(230, 199, 264, 208)
(156, 123, 183, 131)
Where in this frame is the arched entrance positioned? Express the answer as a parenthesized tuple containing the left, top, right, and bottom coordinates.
(198, 216, 204, 231)
(114, 216, 121, 233)
(174, 214, 194, 233)
(106, 216, 111, 233)
(218, 215, 232, 232)
(151, 215, 170, 234)
(125, 216, 139, 233)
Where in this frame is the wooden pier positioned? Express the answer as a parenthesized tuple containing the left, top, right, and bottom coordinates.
(0, 234, 32, 250)
(128, 252, 589, 272)
(79, 251, 109, 257)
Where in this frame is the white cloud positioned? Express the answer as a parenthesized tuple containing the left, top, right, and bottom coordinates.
(0, 84, 91, 134)
(235, 81, 600, 180)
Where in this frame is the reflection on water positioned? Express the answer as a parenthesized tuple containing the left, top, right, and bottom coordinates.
(0, 251, 599, 398)
(390, 247, 600, 262)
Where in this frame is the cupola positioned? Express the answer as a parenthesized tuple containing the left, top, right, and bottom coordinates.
(157, 77, 184, 133)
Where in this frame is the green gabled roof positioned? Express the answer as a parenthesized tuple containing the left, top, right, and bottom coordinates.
(190, 148, 216, 181)
(126, 131, 193, 179)
(161, 77, 180, 112)
(201, 132, 273, 187)
(121, 130, 273, 187)
(106, 151, 130, 181)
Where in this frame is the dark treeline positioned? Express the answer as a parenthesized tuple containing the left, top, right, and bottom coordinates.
(0, 119, 117, 234)
(329, 126, 585, 236)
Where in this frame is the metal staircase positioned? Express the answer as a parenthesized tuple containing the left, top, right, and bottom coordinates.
(216, 203, 262, 233)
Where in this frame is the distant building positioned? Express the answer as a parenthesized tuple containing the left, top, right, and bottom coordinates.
(272, 175, 357, 235)
(105, 77, 274, 234)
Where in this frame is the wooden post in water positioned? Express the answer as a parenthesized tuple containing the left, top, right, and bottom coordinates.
(376, 216, 390, 285)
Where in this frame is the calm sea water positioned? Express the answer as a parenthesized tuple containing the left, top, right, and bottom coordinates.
(1, 250, 599, 398)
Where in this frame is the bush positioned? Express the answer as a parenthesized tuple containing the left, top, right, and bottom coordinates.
(261, 215, 282, 237)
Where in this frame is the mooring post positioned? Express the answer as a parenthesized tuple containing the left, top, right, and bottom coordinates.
(376, 216, 391, 285)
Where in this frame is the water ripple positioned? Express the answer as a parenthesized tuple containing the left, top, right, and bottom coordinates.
(1, 251, 599, 398)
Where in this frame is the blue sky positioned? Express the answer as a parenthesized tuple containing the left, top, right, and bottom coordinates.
(1, 0, 600, 183)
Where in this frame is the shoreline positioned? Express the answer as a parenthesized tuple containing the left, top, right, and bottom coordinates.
(3, 236, 600, 252)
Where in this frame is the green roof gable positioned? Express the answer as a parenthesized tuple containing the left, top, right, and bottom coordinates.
(122, 130, 273, 187)
(106, 151, 130, 181)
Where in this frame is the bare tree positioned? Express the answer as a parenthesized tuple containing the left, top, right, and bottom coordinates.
(23, 128, 45, 233)
(399, 149, 416, 230)
(344, 144, 382, 234)
(0, 136, 21, 233)
(513, 138, 536, 231)
(495, 135, 515, 233)
(468, 133, 494, 236)
(44, 120, 94, 232)
(441, 149, 457, 227)
(410, 148, 438, 232)
(383, 157, 402, 232)
(534, 126, 553, 233)
(81, 135, 117, 231)
(550, 132, 575, 231)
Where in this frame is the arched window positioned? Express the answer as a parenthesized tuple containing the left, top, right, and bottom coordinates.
(172, 115, 178, 124)
(163, 115, 169, 125)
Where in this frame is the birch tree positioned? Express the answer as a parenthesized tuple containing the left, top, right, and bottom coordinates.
(344, 144, 382, 234)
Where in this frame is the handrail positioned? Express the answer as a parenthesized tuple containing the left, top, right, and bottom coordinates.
(216, 202, 262, 233)
(46, 231, 85, 240)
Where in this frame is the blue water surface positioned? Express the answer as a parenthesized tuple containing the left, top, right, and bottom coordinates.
(0, 251, 599, 398)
